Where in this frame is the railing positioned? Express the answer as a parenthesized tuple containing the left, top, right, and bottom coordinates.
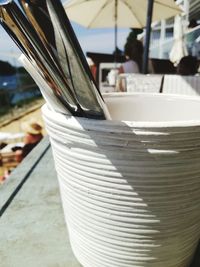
(186, 25, 200, 55)
(150, 25, 200, 59)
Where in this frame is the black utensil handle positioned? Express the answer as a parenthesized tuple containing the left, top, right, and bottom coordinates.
(46, 0, 106, 119)
(47, 0, 100, 93)
(18, 0, 56, 49)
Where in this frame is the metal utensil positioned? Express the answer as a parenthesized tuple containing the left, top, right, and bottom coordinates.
(19, 54, 68, 115)
(0, 0, 81, 115)
(0, 0, 110, 119)
(18, 0, 107, 119)
(18, 0, 66, 79)
(46, 0, 107, 119)
(18, 0, 79, 112)
(18, 0, 56, 49)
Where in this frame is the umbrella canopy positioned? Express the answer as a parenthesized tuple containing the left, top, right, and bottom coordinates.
(64, 0, 181, 28)
(64, 0, 182, 72)
(169, 15, 188, 66)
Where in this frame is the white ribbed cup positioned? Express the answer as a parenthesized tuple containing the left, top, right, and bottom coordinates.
(42, 93, 200, 267)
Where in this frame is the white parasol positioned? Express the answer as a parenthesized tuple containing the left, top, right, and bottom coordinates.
(169, 15, 188, 66)
(64, 0, 182, 72)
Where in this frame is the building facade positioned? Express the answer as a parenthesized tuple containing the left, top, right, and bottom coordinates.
(150, 0, 200, 60)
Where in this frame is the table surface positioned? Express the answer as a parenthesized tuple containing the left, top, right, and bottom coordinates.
(0, 137, 81, 267)
(0, 137, 199, 267)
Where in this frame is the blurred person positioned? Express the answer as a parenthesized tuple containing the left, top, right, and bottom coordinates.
(188, 19, 198, 29)
(117, 40, 143, 91)
(15, 119, 43, 163)
(119, 40, 144, 74)
(177, 55, 199, 76)
(86, 57, 97, 80)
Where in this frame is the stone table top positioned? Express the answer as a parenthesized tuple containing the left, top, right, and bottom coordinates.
(0, 137, 81, 267)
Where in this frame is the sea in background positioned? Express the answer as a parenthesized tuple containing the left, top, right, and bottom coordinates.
(0, 75, 17, 90)
(0, 74, 40, 106)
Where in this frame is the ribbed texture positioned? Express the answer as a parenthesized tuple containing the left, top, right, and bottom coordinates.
(42, 101, 200, 267)
(163, 75, 200, 96)
(126, 74, 162, 93)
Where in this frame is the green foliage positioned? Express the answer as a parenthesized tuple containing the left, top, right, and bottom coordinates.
(0, 60, 16, 76)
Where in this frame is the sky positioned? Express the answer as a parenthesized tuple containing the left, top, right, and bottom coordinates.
(0, 0, 131, 66)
